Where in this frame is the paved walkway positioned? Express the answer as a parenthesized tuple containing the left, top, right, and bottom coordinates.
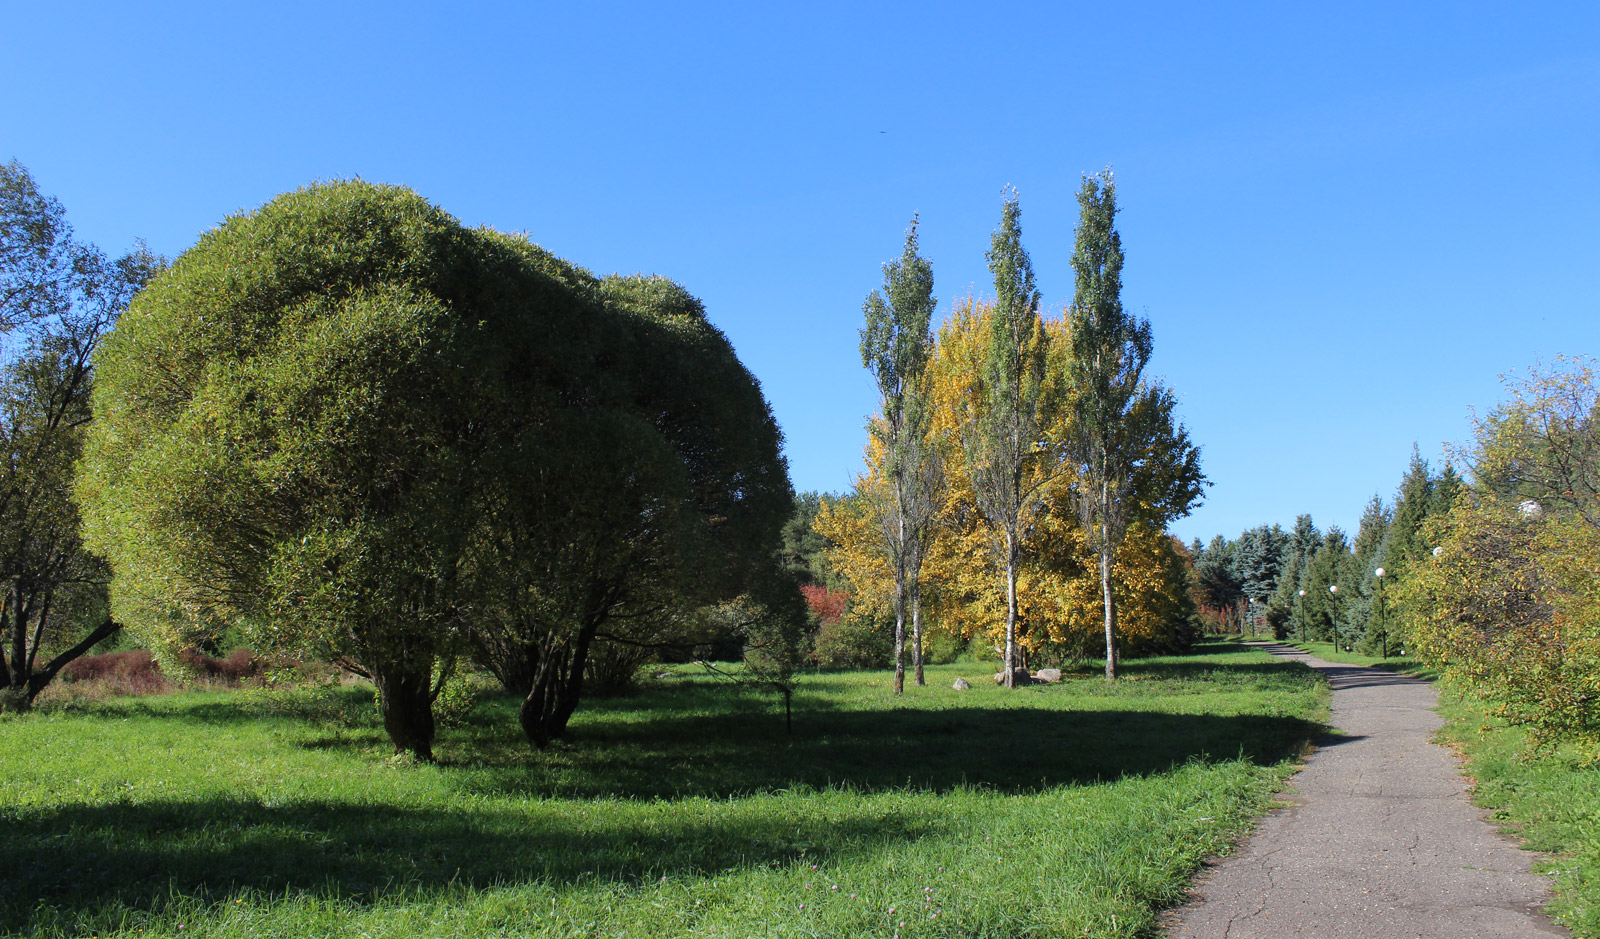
(1166, 642, 1565, 938)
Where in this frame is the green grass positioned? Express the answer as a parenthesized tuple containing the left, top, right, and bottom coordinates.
(0, 642, 1327, 938)
(1432, 691, 1600, 937)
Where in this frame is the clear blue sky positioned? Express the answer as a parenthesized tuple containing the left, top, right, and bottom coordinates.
(5, 1, 1597, 544)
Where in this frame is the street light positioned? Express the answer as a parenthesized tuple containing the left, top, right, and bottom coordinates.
(1297, 589, 1306, 642)
(1374, 567, 1387, 658)
(1328, 584, 1340, 651)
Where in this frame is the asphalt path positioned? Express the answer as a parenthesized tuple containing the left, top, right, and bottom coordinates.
(1166, 642, 1565, 938)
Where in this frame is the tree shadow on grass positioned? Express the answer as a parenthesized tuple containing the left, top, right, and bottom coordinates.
(442, 706, 1322, 801)
(0, 796, 931, 934)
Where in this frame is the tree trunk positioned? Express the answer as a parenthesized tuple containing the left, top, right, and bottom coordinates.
(892, 503, 907, 695)
(520, 621, 600, 748)
(892, 580, 906, 695)
(1101, 545, 1118, 680)
(371, 660, 437, 761)
(911, 580, 925, 687)
(1004, 528, 1018, 689)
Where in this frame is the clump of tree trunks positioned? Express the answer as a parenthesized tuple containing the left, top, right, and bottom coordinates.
(77, 181, 803, 759)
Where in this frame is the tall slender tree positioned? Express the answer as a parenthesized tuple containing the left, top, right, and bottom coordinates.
(859, 217, 941, 693)
(959, 192, 1052, 687)
(1062, 170, 1167, 679)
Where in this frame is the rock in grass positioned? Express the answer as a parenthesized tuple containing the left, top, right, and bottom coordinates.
(952, 678, 971, 690)
(992, 668, 1033, 686)
(1033, 668, 1062, 684)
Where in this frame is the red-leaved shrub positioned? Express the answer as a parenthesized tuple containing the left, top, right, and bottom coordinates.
(60, 649, 172, 697)
(800, 584, 849, 625)
(179, 647, 262, 681)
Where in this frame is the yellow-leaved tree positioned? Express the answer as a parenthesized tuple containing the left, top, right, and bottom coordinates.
(821, 296, 1199, 673)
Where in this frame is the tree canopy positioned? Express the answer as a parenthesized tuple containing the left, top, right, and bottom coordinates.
(78, 180, 796, 757)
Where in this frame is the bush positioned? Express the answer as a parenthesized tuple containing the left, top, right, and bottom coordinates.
(178, 648, 263, 682)
(811, 615, 890, 668)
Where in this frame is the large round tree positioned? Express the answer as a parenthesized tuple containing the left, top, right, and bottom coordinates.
(78, 181, 795, 758)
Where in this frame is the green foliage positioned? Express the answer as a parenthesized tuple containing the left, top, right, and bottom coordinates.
(859, 217, 942, 692)
(1062, 170, 1204, 677)
(1297, 528, 1352, 643)
(1399, 360, 1600, 753)
(77, 181, 797, 757)
(0, 161, 160, 710)
(779, 491, 845, 589)
(959, 190, 1051, 684)
(0, 645, 1325, 939)
(811, 612, 893, 668)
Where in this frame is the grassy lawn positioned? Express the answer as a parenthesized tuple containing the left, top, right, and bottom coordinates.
(0, 642, 1326, 939)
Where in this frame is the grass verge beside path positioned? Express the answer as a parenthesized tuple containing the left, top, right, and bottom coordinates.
(1434, 693, 1600, 937)
(0, 642, 1325, 939)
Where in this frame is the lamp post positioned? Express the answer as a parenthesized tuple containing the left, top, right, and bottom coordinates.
(1297, 589, 1306, 642)
(1328, 584, 1340, 651)
(1374, 567, 1387, 658)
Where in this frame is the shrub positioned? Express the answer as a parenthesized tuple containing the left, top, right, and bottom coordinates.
(811, 615, 890, 668)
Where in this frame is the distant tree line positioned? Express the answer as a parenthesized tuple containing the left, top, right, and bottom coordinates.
(1196, 357, 1600, 753)
(1192, 446, 1461, 653)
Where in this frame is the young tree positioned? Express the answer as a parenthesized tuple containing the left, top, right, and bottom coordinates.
(859, 217, 942, 692)
(0, 161, 160, 712)
(957, 193, 1054, 687)
(1062, 171, 1204, 678)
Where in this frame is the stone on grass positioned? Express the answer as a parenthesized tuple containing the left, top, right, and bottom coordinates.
(952, 678, 971, 690)
(992, 668, 1033, 686)
(1033, 668, 1062, 683)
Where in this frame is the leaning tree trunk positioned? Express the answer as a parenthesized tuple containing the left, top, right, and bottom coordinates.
(519, 620, 600, 748)
(370, 657, 437, 761)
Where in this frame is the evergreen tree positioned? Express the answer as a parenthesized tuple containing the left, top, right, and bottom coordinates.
(1346, 494, 1392, 651)
(1299, 527, 1351, 643)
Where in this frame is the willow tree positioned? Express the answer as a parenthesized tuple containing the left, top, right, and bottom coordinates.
(859, 217, 940, 692)
(958, 193, 1055, 687)
(79, 182, 798, 757)
(1063, 171, 1204, 678)
(471, 272, 796, 747)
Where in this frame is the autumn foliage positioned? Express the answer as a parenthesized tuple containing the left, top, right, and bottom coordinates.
(1398, 359, 1600, 753)
(818, 298, 1198, 667)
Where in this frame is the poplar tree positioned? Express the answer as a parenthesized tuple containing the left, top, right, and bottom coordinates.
(959, 191, 1051, 687)
(860, 217, 941, 692)
(1062, 170, 1206, 678)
